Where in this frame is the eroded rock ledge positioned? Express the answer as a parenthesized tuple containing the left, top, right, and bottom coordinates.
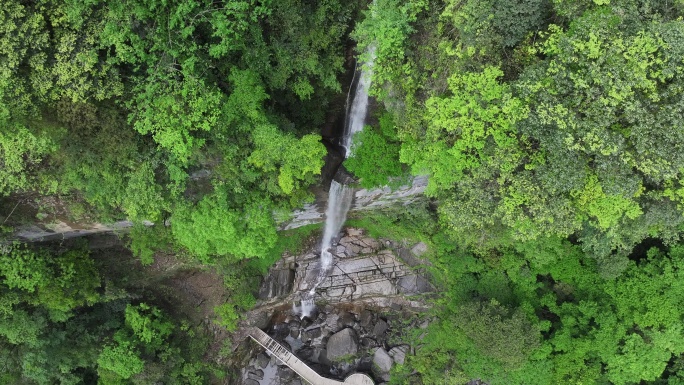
(255, 227, 433, 311)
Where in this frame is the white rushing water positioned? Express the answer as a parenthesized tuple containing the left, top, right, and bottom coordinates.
(319, 180, 354, 268)
(297, 50, 374, 319)
(341, 49, 375, 158)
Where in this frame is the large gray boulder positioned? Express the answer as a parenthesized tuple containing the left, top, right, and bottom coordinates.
(372, 348, 393, 381)
(326, 328, 359, 361)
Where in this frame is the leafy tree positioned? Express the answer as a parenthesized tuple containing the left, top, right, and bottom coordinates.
(0, 122, 55, 196)
(128, 74, 224, 165)
(97, 334, 145, 381)
(171, 189, 278, 260)
(345, 113, 405, 188)
(124, 303, 173, 350)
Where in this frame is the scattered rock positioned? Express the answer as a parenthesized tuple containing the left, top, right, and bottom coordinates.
(360, 337, 377, 349)
(255, 353, 270, 369)
(326, 328, 359, 361)
(337, 312, 356, 329)
(357, 356, 374, 372)
(278, 366, 295, 381)
(347, 228, 363, 237)
(303, 327, 322, 342)
(389, 346, 409, 365)
(361, 237, 380, 250)
(359, 310, 373, 328)
(411, 242, 428, 257)
(372, 348, 393, 381)
(247, 369, 264, 380)
(372, 319, 389, 337)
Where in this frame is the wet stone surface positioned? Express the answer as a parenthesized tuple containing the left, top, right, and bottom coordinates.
(238, 228, 434, 385)
(241, 305, 429, 385)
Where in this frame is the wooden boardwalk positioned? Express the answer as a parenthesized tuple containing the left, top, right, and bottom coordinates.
(248, 327, 375, 385)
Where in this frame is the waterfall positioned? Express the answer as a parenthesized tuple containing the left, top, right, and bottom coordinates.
(320, 180, 354, 268)
(297, 50, 374, 318)
(341, 55, 373, 158)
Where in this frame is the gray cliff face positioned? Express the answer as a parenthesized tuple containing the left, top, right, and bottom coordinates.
(281, 176, 428, 231)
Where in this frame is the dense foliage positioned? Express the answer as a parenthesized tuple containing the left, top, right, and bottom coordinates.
(0, 242, 213, 384)
(4, 0, 684, 384)
(0, 0, 362, 259)
(354, 0, 684, 277)
(350, 0, 684, 383)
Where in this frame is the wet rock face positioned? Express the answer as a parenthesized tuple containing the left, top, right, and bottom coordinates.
(281, 176, 428, 230)
(241, 306, 428, 385)
(254, 227, 432, 311)
(259, 269, 295, 300)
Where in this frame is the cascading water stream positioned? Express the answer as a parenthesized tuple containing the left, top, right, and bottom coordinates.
(295, 50, 375, 318)
(341, 50, 374, 158)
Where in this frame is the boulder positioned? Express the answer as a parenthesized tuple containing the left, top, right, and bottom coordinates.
(337, 312, 356, 329)
(372, 348, 393, 381)
(270, 354, 283, 367)
(411, 242, 428, 257)
(278, 367, 295, 381)
(303, 327, 322, 342)
(255, 353, 270, 369)
(359, 310, 373, 328)
(326, 328, 359, 361)
(285, 335, 303, 352)
(372, 319, 389, 337)
(389, 346, 409, 365)
(247, 369, 264, 380)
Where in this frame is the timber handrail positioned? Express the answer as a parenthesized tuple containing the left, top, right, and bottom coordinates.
(247, 327, 374, 385)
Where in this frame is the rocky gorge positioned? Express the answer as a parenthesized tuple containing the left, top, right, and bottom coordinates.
(233, 227, 435, 385)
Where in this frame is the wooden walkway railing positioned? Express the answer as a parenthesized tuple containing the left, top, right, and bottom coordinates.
(247, 327, 374, 385)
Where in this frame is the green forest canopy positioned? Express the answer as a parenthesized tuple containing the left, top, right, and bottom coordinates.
(3, 0, 684, 384)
